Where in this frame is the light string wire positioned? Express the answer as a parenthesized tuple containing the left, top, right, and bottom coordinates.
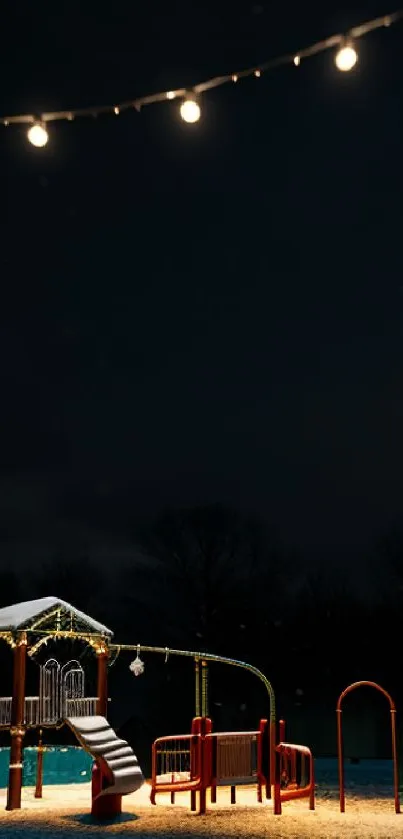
(1, 9, 402, 128)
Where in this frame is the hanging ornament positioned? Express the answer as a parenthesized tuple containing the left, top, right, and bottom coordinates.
(129, 645, 145, 676)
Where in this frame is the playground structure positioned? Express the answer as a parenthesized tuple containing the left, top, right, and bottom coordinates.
(0, 596, 400, 819)
(0, 597, 144, 816)
(150, 715, 315, 815)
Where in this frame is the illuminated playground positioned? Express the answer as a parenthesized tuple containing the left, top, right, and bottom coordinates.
(0, 596, 400, 830)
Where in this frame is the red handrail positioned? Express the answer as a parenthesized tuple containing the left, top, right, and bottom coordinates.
(274, 741, 315, 815)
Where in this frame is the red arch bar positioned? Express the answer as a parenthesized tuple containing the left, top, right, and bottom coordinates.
(336, 680, 400, 814)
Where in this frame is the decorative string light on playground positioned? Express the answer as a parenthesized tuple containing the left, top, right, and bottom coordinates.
(179, 93, 201, 124)
(27, 122, 49, 147)
(1, 9, 401, 148)
(335, 40, 358, 71)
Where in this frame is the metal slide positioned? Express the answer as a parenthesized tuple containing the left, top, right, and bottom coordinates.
(66, 715, 144, 798)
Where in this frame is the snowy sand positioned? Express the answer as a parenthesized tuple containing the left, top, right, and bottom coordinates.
(0, 781, 401, 839)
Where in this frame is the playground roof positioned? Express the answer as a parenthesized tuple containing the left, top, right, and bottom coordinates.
(0, 596, 113, 637)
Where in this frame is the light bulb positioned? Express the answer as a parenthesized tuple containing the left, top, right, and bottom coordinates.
(335, 43, 358, 72)
(27, 122, 49, 147)
(180, 95, 201, 124)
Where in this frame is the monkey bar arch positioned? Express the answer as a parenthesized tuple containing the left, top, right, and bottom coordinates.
(336, 680, 400, 814)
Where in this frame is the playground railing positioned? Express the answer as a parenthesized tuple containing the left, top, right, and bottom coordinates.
(207, 725, 268, 803)
(0, 695, 99, 727)
(0, 696, 40, 727)
(274, 741, 315, 815)
(151, 718, 269, 813)
(65, 697, 98, 718)
(151, 733, 202, 802)
(0, 698, 12, 727)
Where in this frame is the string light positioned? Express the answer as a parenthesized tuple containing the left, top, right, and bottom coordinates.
(335, 40, 358, 71)
(27, 122, 49, 147)
(180, 93, 201, 123)
(1, 9, 401, 146)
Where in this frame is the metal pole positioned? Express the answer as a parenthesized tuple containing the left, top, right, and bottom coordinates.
(195, 659, 200, 717)
(201, 661, 208, 718)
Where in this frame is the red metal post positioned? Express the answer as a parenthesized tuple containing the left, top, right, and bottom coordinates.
(96, 645, 109, 718)
(150, 740, 157, 805)
(6, 633, 27, 811)
(91, 761, 122, 819)
(273, 744, 281, 815)
(336, 708, 345, 813)
(390, 709, 400, 815)
(257, 718, 267, 803)
(198, 716, 212, 815)
(190, 717, 199, 811)
(269, 719, 276, 799)
(309, 751, 315, 811)
(278, 720, 288, 789)
(190, 716, 211, 814)
(34, 729, 44, 799)
(210, 732, 217, 804)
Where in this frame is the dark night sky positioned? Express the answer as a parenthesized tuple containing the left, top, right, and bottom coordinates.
(1, 1, 403, 565)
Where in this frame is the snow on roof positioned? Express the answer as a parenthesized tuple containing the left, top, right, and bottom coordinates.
(0, 596, 113, 636)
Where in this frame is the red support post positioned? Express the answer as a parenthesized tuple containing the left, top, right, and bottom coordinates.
(336, 708, 345, 813)
(273, 744, 282, 815)
(96, 644, 109, 718)
(91, 761, 122, 819)
(34, 730, 44, 799)
(6, 633, 27, 811)
(268, 719, 276, 800)
(390, 709, 400, 815)
(309, 754, 315, 811)
(199, 716, 212, 815)
(257, 718, 268, 803)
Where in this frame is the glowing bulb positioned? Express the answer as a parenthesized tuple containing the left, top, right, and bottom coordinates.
(294, 55, 301, 66)
(180, 95, 201, 124)
(27, 122, 49, 147)
(335, 43, 358, 72)
(166, 91, 176, 100)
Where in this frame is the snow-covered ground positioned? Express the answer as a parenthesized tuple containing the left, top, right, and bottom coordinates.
(0, 760, 401, 838)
